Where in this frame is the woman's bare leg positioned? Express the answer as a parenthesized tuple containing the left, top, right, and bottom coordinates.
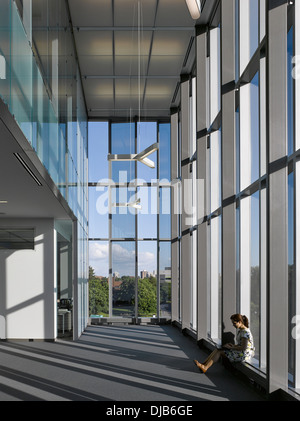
(202, 349, 218, 365)
(194, 350, 224, 373)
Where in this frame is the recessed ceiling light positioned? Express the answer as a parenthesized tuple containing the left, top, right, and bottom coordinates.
(0, 201, 8, 204)
(185, 0, 201, 20)
(13, 153, 42, 186)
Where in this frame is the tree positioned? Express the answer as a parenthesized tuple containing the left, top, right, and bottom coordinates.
(89, 266, 109, 316)
(138, 278, 157, 316)
(113, 277, 157, 316)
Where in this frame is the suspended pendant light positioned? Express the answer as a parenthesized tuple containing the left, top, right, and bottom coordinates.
(107, 0, 159, 170)
(112, 198, 142, 210)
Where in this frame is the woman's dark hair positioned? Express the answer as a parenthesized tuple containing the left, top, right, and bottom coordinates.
(230, 313, 249, 328)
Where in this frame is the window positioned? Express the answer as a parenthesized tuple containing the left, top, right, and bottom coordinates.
(0, 228, 34, 249)
(287, 26, 294, 156)
(88, 120, 171, 320)
(239, 0, 259, 76)
(288, 170, 295, 384)
(240, 71, 260, 191)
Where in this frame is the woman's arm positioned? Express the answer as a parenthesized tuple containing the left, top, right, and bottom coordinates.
(231, 337, 247, 351)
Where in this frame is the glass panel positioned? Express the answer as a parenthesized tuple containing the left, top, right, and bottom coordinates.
(191, 230, 197, 331)
(240, 72, 260, 190)
(295, 160, 300, 389)
(89, 241, 109, 317)
(260, 57, 267, 176)
(111, 122, 135, 184)
(0, 0, 89, 335)
(0, 228, 34, 250)
(138, 241, 157, 317)
(209, 25, 221, 125)
(159, 123, 171, 182)
(288, 171, 295, 383)
(250, 73, 260, 184)
(250, 191, 260, 364)
(236, 205, 240, 312)
(111, 187, 136, 238)
(112, 241, 135, 317)
(89, 186, 109, 239)
(0, 0, 10, 106)
(210, 129, 221, 212)
(55, 220, 73, 338)
(11, 2, 33, 145)
(239, 0, 259, 75)
(235, 0, 239, 82)
(88, 122, 109, 182)
(236, 107, 240, 193)
(137, 186, 157, 239)
(159, 241, 171, 318)
(240, 191, 260, 365)
(260, 187, 267, 370)
(210, 215, 222, 343)
(159, 187, 171, 239)
(190, 78, 196, 156)
(287, 27, 294, 156)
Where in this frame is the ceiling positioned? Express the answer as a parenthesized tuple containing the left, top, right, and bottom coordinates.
(67, 0, 213, 120)
(0, 1, 217, 222)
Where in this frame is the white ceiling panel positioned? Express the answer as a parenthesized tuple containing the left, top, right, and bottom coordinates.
(145, 78, 178, 97)
(69, 0, 113, 27)
(114, 96, 140, 111)
(115, 55, 149, 76)
(74, 30, 113, 56)
(83, 78, 114, 96)
(151, 31, 193, 56)
(115, 78, 146, 96)
(114, 0, 157, 26)
(87, 96, 115, 110)
(155, 0, 195, 26)
(148, 55, 184, 76)
(114, 31, 152, 56)
(79, 56, 114, 76)
(63, 0, 215, 118)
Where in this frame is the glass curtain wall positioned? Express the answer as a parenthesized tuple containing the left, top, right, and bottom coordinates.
(235, 0, 266, 369)
(172, 0, 299, 395)
(0, 0, 89, 336)
(88, 120, 171, 320)
(287, 4, 298, 390)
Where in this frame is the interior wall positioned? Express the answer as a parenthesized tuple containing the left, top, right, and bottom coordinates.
(0, 218, 56, 340)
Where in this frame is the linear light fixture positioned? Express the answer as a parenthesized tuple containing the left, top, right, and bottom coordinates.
(185, 0, 201, 19)
(112, 198, 142, 210)
(14, 153, 42, 186)
(107, 142, 159, 169)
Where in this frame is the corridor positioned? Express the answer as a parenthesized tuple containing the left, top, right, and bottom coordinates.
(0, 324, 265, 402)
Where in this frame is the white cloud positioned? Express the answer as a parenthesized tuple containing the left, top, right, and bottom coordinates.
(89, 242, 109, 276)
(89, 242, 109, 260)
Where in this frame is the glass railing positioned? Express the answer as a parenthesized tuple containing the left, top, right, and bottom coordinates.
(0, 0, 88, 225)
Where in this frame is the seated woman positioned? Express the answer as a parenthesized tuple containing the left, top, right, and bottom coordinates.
(194, 314, 255, 374)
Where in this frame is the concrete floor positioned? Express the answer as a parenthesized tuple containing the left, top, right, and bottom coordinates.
(0, 324, 266, 402)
